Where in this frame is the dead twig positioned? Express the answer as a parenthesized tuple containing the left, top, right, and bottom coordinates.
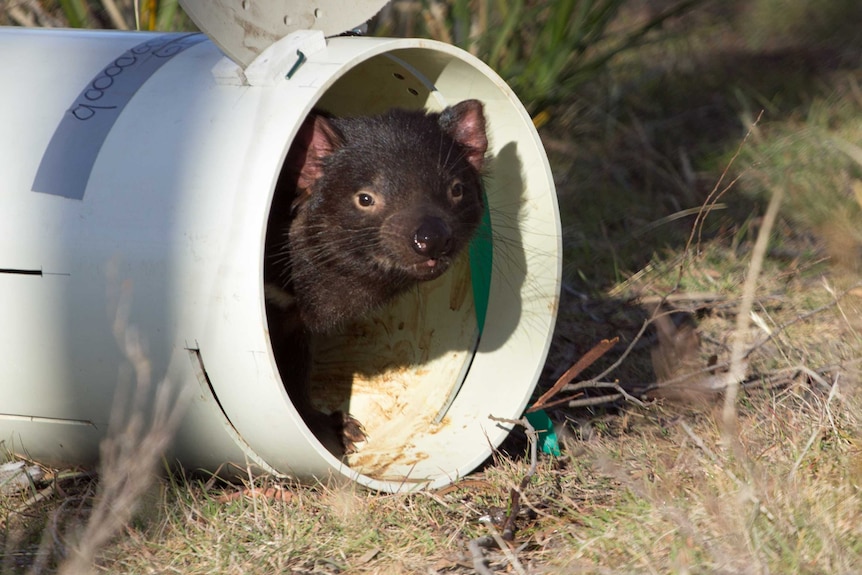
(744, 363, 853, 392)
(468, 416, 538, 574)
(528, 338, 618, 412)
(744, 280, 862, 360)
(563, 380, 648, 407)
(637, 292, 725, 306)
(536, 308, 701, 412)
(558, 392, 624, 409)
(789, 373, 841, 479)
(488, 416, 538, 542)
(480, 520, 528, 575)
(680, 110, 763, 281)
(585, 316, 656, 388)
(56, 271, 190, 575)
(723, 183, 785, 435)
(535, 380, 648, 411)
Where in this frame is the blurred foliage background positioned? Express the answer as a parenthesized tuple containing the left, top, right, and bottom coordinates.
(373, 0, 705, 114)
(3, 0, 862, 356)
(0, 0, 190, 31)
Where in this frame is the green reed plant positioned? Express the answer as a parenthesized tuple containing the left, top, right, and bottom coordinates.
(13, 0, 703, 112)
(412, 0, 705, 113)
(13, 0, 188, 31)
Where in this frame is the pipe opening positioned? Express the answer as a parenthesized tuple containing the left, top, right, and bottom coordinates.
(263, 50, 489, 473)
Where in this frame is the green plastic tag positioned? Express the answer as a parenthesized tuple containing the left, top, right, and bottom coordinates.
(525, 410, 561, 457)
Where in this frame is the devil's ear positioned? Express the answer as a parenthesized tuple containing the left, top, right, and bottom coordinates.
(438, 99, 488, 172)
(287, 113, 344, 211)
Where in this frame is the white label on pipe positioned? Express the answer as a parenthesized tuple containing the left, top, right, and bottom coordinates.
(32, 33, 207, 200)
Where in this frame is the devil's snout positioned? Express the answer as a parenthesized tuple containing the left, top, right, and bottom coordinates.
(412, 217, 454, 258)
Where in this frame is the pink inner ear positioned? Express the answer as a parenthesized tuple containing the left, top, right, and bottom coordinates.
(449, 102, 489, 172)
(291, 115, 341, 192)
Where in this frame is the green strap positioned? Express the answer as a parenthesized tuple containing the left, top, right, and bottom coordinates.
(525, 410, 562, 457)
(468, 192, 493, 335)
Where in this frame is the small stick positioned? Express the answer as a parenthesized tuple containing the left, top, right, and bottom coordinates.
(744, 280, 862, 360)
(723, 184, 785, 435)
(481, 519, 527, 575)
(488, 416, 538, 541)
(468, 416, 539, 574)
(789, 374, 841, 479)
(680, 111, 762, 282)
(529, 338, 618, 411)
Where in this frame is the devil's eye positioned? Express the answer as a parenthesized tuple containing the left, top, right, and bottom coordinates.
(355, 192, 375, 207)
(449, 180, 464, 202)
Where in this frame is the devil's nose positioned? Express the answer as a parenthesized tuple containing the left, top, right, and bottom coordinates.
(413, 217, 453, 258)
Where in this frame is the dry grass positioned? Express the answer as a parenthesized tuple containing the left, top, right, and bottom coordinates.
(4, 1, 862, 573)
(3, 206, 860, 573)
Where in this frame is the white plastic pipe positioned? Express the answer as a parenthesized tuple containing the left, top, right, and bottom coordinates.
(0, 27, 561, 492)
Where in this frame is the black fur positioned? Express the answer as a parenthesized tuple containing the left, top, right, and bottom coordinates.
(265, 100, 488, 455)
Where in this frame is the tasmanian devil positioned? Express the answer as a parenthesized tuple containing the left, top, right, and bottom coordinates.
(265, 99, 488, 456)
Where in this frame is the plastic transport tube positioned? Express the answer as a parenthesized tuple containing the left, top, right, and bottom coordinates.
(0, 22, 560, 492)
